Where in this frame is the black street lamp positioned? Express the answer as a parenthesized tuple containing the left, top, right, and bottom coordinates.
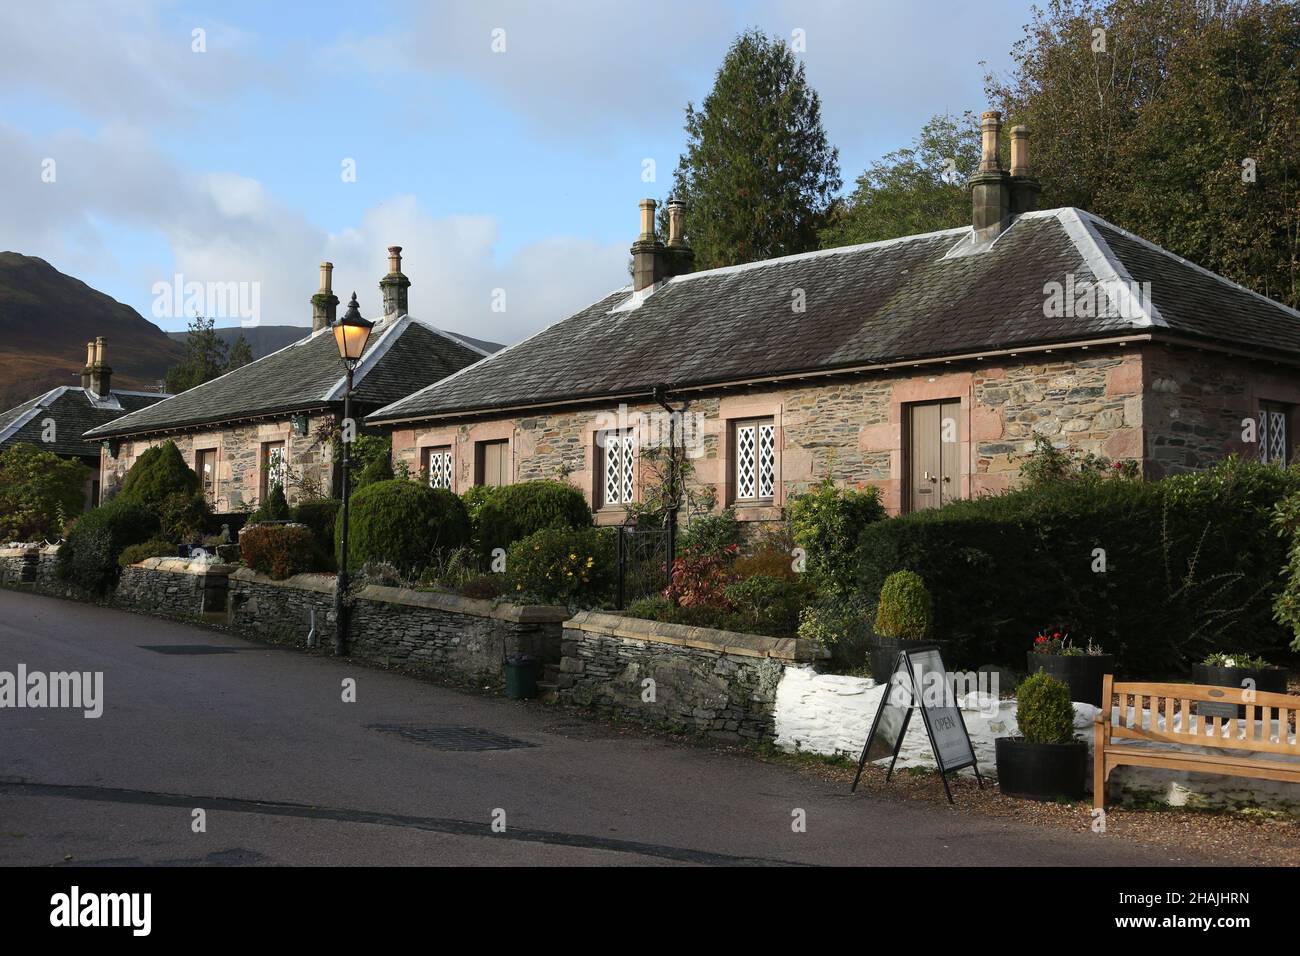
(331, 292, 374, 655)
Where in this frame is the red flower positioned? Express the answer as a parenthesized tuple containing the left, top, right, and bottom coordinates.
(1053, 631, 1061, 638)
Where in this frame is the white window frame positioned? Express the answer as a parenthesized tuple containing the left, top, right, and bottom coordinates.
(732, 418, 776, 503)
(1260, 402, 1290, 465)
(598, 429, 636, 508)
(424, 446, 453, 490)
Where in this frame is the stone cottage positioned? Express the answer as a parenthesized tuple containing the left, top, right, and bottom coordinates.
(0, 338, 169, 506)
(367, 112, 1300, 521)
(85, 249, 499, 513)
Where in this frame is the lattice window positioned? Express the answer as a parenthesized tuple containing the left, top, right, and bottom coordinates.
(1261, 403, 1290, 465)
(263, 443, 286, 495)
(424, 447, 453, 490)
(599, 430, 636, 507)
(732, 418, 775, 502)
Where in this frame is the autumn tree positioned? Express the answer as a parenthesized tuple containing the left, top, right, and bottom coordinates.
(821, 113, 983, 248)
(986, 0, 1300, 307)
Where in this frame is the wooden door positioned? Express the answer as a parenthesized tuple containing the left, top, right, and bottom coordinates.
(907, 401, 961, 511)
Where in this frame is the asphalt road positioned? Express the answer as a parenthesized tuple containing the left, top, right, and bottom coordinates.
(0, 589, 1206, 867)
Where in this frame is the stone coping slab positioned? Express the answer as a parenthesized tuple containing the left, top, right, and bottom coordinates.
(564, 609, 829, 663)
(133, 557, 239, 576)
(1, 544, 60, 557)
(228, 566, 569, 622)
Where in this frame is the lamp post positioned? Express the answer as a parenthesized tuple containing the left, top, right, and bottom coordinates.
(331, 292, 374, 655)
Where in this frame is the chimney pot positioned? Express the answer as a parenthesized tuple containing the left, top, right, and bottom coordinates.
(630, 199, 666, 292)
(663, 198, 695, 279)
(969, 109, 1012, 241)
(89, 337, 111, 397)
(1008, 125, 1041, 215)
(380, 245, 411, 317)
(81, 341, 94, 389)
(979, 111, 1003, 172)
(312, 261, 340, 332)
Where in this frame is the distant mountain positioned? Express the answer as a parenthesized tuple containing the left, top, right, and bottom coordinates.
(0, 253, 184, 410)
(166, 325, 309, 359)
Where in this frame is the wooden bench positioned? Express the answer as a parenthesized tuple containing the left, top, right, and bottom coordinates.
(1094, 675, 1300, 810)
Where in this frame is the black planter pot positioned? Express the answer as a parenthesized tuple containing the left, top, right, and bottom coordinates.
(869, 637, 949, 684)
(1191, 663, 1288, 718)
(1026, 653, 1114, 707)
(994, 737, 1087, 801)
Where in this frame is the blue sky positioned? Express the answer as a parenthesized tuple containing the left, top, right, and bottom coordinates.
(0, 0, 1034, 343)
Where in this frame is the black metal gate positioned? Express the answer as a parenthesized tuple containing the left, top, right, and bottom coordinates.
(615, 525, 672, 609)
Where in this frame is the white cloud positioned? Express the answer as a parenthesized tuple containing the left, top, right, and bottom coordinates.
(0, 0, 269, 123)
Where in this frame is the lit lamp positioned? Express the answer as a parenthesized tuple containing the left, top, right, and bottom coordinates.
(330, 292, 374, 654)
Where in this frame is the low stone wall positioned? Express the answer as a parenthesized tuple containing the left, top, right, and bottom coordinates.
(0, 544, 75, 598)
(773, 666, 1300, 811)
(228, 568, 569, 684)
(557, 610, 829, 742)
(115, 557, 235, 621)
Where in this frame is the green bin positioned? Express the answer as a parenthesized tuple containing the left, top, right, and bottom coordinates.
(504, 653, 538, 699)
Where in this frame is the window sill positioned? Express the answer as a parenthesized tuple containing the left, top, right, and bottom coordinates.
(731, 502, 782, 522)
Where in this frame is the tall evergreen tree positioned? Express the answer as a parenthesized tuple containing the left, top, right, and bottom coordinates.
(986, 0, 1300, 308)
(669, 30, 841, 269)
(821, 113, 983, 248)
(226, 333, 255, 372)
(165, 315, 228, 394)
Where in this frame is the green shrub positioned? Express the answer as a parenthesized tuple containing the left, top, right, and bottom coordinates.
(158, 490, 209, 542)
(798, 595, 873, 670)
(250, 484, 291, 524)
(239, 524, 317, 580)
(292, 497, 341, 568)
(873, 570, 932, 639)
(474, 480, 592, 559)
(117, 441, 200, 507)
(118, 538, 177, 568)
(58, 500, 160, 592)
(352, 450, 393, 493)
(723, 573, 810, 636)
(788, 479, 885, 593)
(678, 508, 742, 556)
(461, 485, 494, 528)
(1016, 672, 1076, 744)
(338, 479, 470, 575)
(504, 525, 615, 606)
(0, 443, 90, 543)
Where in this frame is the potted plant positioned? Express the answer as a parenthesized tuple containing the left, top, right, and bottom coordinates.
(1026, 630, 1114, 707)
(995, 672, 1086, 801)
(1192, 652, 1288, 718)
(869, 570, 933, 683)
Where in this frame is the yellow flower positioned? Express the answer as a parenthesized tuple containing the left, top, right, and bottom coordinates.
(569, 553, 577, 560)
(516, 584, 522, 591)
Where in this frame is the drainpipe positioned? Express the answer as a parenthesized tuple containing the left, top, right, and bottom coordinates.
(653, 384, 683, 583)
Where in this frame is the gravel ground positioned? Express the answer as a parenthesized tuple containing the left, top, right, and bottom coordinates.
(769, 754, 1300, 866)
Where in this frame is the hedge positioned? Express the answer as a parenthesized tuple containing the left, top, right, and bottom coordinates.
(58, 500, 161, 593)
(857, 458, 1300, 676)
(337, 479, 470, 575)
(473, 480, 592, 559)
(240, 524, 317, 580)
(292, 497, 341, 568)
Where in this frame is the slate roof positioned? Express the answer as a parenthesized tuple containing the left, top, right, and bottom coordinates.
(85, 316, 491, 440)
(0, 386, 169, 458)
(369, 207, 1300, 424)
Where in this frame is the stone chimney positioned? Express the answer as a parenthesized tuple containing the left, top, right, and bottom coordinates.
(969, 110, 1011, 242)
(630, 199, 666, 292)
(88, 337, 111, 397)
(80, 341, 94, 389)
(1008, 125, 1041, 215)
(311, 261, 339, 332)
(663, 198, 695, 279)
(379, 246, 411, 317)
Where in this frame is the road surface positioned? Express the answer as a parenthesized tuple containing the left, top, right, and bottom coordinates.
(0, 590, 1204, 866)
